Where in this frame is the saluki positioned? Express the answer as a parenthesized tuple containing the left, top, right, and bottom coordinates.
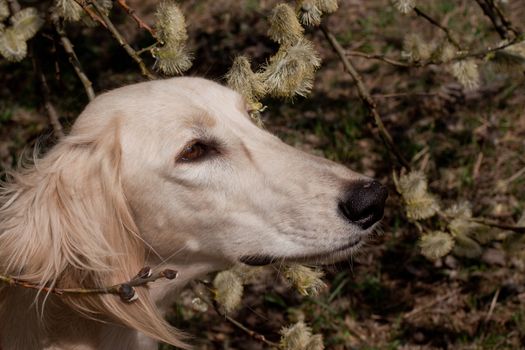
(0, 77, 387, 349)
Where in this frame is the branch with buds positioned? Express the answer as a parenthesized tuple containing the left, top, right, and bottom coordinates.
(346, 38, 523, 69)
(0, 267, 178, 303)
(116, 0, 156, 37)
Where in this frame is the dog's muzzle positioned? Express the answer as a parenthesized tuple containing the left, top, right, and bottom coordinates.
(338, 180, 388, 229)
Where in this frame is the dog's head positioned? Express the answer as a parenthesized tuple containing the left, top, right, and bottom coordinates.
(0, 77, 386, 348)
(74, 77, 387, 269)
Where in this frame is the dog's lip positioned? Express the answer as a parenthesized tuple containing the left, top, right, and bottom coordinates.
(239, 238, 362, 266)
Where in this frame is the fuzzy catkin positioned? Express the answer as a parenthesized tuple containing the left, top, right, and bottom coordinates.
(153, 2, 192, 75)
(451, 60, 480, 90)
(226, 56, 266, 104)
(0, 28, 27, 62)
(0, 0, 9, 21)
(213, 270, 244, 314)
(316, 0, 339, 14)
(393, 0, 416, 14)
(396, 171, 439, 220)
(268, 3, 304, 45)
(297, 0, 322, 27)
(280, 321, 312, 350)
(155, 1, 188, 45)
(53, 0, 83, 22)
(283, 264, 326, 296)
(10, 7, 44, 41)
(262, 38, 321, 98)
(420, 231, 454, 260)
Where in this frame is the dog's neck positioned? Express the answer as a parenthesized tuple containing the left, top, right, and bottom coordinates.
(144, 259, 227, 312)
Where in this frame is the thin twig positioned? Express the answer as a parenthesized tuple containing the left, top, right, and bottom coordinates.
(32, 53, 65, 138)
(468, 218, 525, 233)
(320, 25, 411, 170)
(74, 0, 155, 79)
(116, 0, 156, 37)
(346, 50, 410, 67)
(88, 0, 155, 79)
(374, 92, 438, 99)
(403, 290, 459, 320)
(474, 0, 520, 39)
(71, 0, 107, 28)
(346, 38, 522, 69)
(413, 7, 460, 48)
(484, 288, 500, 323)
(192, 281, 280, 348)
(136, 42, 159, 56)
(0, 267, 178, 302)
(54, 20, 96, 101)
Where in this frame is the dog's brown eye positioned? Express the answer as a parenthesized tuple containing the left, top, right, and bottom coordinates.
(178, 142, 209, 162)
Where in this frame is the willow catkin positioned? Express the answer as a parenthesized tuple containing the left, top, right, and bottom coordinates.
(283, 264, 326, 296)
(53, 0, 83, 22)
(451, 60, 480, 90)
(296, 0, 322, 27)
(268, 3, 304, 45)
(226, 56, 266, 104)
(0, 0, 9, 21)
(280, 321, 312, 350)
(393, 0, 416, 14)
(396, 171, 439, 220)
(153, 1, 192, 75)
(419, 231, 455, 260)
(262, 38, 321, 98)
(213, 270, 244, 314)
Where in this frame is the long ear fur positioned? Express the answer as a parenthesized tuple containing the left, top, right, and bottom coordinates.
(0, 120, 188, 348)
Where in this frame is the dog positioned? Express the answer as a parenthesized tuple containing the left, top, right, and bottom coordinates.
(0, 77, 387, 349)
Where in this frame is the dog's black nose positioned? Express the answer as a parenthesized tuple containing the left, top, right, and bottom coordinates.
(338, 180, 388, 229)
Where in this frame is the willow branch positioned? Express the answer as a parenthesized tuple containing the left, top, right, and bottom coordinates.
(192, 281, 279, 348)
(72, 0, 107, 28)
(32, 53, 65, 139)
(54, 20, 96, 101)
(474, 0, 520, 39)
(413, 7, 460, 48)
(0, 267, 178, 302)
(468, 218, 525, 233)
(320, 25, 411, 170)
(74, 0, 155, 79)
(346, 38, 522, 69)
(88, 0, 155, 79)
(346, 50, 410, 67)
(116, 0, 156, 37)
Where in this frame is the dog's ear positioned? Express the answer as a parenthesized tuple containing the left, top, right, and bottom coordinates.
(0, 120, 188, 348)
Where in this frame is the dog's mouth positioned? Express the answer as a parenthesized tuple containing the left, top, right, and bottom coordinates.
(239, 238, 362, 266)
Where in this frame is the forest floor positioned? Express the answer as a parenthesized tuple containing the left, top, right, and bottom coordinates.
(1, 0, 525, 349)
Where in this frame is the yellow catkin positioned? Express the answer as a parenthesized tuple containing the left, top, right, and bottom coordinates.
(226, 56, 266, 103)
(283, 264, 326, 296)
(213, 270, 244, 314)
(53, 0, 84, 22)
(396, 171, 439, 220)
(297, 0, 322, 27)
(262, 38, 321, 98)
(420, 231, 454, 260)
(280, 321, 312, 350)
(268, 3, 304, 45)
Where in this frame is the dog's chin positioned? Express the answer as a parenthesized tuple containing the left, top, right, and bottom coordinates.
(239, 238, 365, 267)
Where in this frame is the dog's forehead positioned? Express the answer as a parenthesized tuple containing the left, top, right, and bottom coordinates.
(74, 78, 249, 138)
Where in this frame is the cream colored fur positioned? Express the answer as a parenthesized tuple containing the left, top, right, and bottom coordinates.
(0, 78, 376, 349)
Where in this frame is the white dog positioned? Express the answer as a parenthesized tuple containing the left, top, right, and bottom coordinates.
(0, 77, 387, 349)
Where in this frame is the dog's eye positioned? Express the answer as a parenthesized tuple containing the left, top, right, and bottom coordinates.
(178, 142, 210, 162)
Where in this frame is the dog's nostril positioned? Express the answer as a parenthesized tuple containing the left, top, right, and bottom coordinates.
(338, 180, 388, 229)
